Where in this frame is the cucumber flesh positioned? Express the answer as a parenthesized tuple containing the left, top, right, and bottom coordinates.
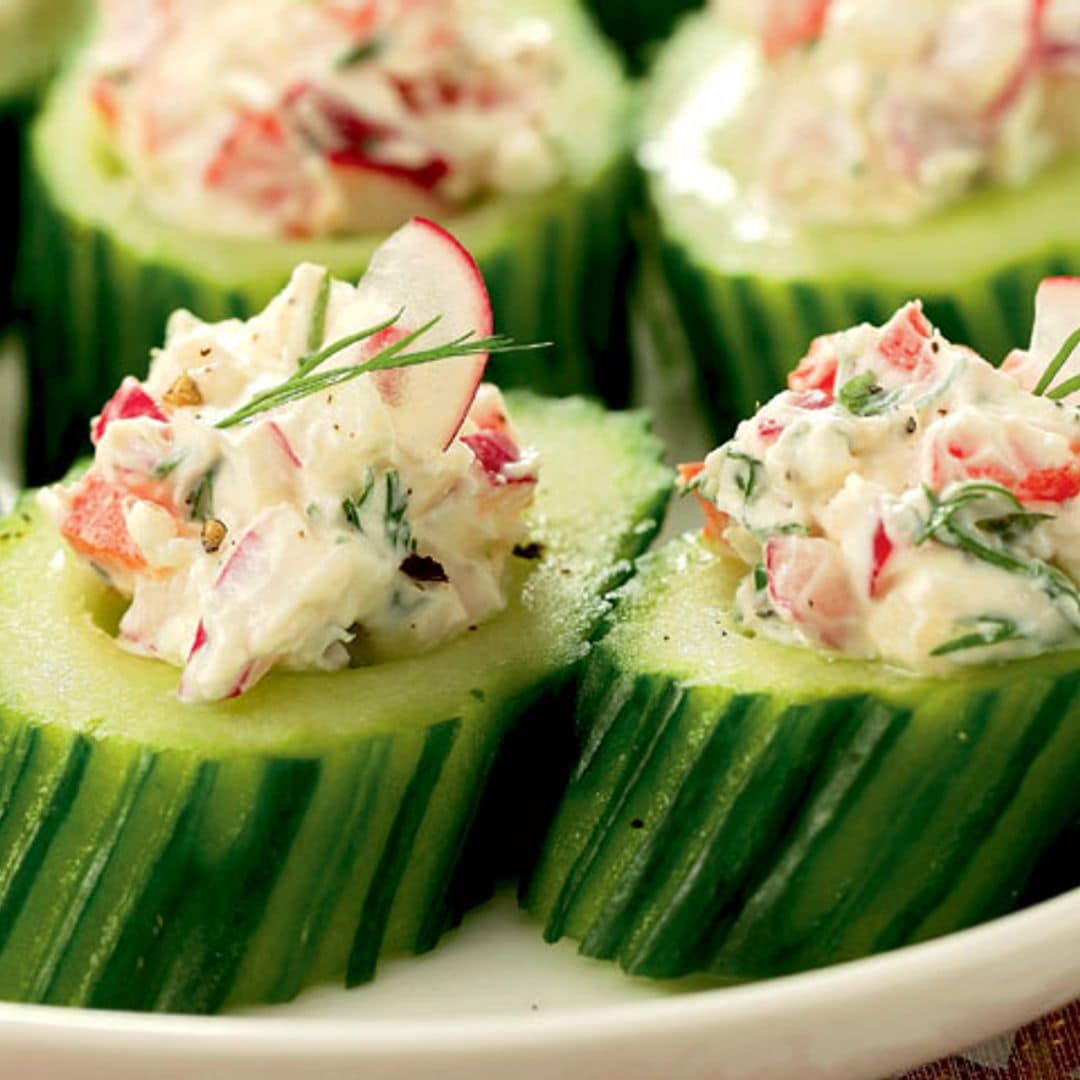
(639, 14, 1080, 428)
(525, 535, 1080, 980)
(18, 0, 632, 479)
(0, 394, 671, 1011)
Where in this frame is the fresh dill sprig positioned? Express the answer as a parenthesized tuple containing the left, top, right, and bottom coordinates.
(1031, 326, 1080, 398)
(726, 450, 762, 502)
(217, 310, 547, 430)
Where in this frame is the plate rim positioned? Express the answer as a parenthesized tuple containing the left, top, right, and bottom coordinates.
(0, 886, 1075, 1059)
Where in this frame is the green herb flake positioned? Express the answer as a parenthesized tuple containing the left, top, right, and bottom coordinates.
(753, 564, 767, 592)
(930, 616, 1021, 656)
(726, 450, 762, 502)
(188, 467, 217, 522)
(335, 39, 381, 69)
(838, 370, 900, 417)
(341, 467, 376, 532)
(153, 453, 185, 479)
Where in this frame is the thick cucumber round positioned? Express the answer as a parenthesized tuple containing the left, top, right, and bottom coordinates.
(638, 14, 1080, 433)
(18, 0, 632, 480)
(524, 534, 1080, 981)
(584, 0, 702, 69)
(0, 394, 671, 1012)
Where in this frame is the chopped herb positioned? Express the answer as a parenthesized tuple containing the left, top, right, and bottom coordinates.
(153, 453, 185, 478)
(513, 541, 545, 560)
(217, 310, 547, 429)
(726, 450, 762, 501)
(341, 466, 376, 531)
(931, 616, 1021, 656)
(335, 39, 381, 69)
(753, 564, 767, 591)
(917, 483, 1080, 625)
(306, 269, 332, 355)
(400, 553, 449, 583)
(384, 470, 413, 554)
(838, 370, 900, 416)
(188, 468, 216, 522)
(1032, 326, 1080, 397)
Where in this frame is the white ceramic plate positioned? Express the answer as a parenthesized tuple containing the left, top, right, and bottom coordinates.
(0, 890, 1076, 1080)
(2, 332, 1078, 1080)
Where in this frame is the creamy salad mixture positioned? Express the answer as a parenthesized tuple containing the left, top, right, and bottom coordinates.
(714, 0, 1080, 225)
(86, 0, 564, 237)
(41, 224, 539, 704)
(686, 277, 1080, 672)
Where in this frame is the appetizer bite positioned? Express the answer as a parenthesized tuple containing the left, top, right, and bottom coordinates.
(526, 282, 1080, 981)
(21, 0, 631, 478)
(0, 219, 670, 1012)
(636, 0, 1080, 430)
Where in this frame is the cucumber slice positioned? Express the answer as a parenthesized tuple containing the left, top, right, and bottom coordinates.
(0, 394, 671, 1012)
(584, 0, 702, 69)
(525, 535, 1080, 980)
(18, 0, 632, 480)
(638, 14, 1080, 432)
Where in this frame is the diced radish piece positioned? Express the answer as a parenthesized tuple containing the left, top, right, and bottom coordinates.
(358, 218, 494, 451)
(329, 148, 449, 194)
(876, 303, 934, 376)
(761, 0, 831, 60)
(869, 520, 894, 598)
(757, 417, 784, 442)
(92, 377, 167, 444)
(61, 470, 146, 572)
(766, 535, 857, 648)
(462, 431, 532, 485)
(788, 336, 838, 398)
(215, 528, 266, 589)
(224, 657, 275, 700)
(188, 620, 208, 660)
(268, 422, 303, 469)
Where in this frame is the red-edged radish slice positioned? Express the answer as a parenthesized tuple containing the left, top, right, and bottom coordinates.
(331, 157, 449, 232)
(766, 535, 858, 649)
(359, 217, 494, 451)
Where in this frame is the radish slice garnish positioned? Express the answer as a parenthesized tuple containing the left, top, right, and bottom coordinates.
(357, 218, 493, 452)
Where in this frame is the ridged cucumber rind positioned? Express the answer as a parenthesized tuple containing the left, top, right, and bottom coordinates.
(0, 394, 672, 1011)
(19, 0, 633, 478)
(525, 534, 1080, 980)
(638, 13, 1080, 431)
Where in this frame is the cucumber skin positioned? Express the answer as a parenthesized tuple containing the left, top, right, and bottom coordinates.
(0, 399, 672, 1012)
(585, 0, 702, 68)
(18, 130, 634, 483)
(524, 538, 1080, 981)
(637, 217, 1079, 438)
